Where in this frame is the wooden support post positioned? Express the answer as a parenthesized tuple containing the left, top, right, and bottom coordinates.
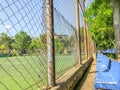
(46, 0, 55, 87)
(75, 0, 82, 64)
(82, 0, 88, 59)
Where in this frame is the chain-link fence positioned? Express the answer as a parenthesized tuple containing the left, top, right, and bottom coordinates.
(53, 0, 78, 78)
(79, 0, 85, 60)
(0, 0, 47, 89)
(0, 0, 95, 90)
(78, 0, 96, 59)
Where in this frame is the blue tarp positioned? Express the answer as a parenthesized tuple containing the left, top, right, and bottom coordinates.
(96, 53, 111, 72)
(94, 60, 120, 90)
(102, 48, 116, 54)
(96, 59, 110, 72)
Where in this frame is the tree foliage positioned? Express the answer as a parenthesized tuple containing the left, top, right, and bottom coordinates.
(39, 34, 47, 50)
(29, 38, 41, 53)
(12, 31, 31, 55)
(29, 34, 47, 54)
(0, 33, 13, 53)
(55, 38, 64, 54)
(85, 0, 114, 50)
(0, 31, 76, 56)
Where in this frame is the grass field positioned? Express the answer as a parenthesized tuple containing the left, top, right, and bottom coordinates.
(0, 55, 77, 90)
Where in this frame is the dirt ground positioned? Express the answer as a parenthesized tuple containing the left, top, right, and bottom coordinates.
(74, 60, 96, 90)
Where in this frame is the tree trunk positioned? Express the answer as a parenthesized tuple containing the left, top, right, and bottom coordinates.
(113, 0, 120, 61)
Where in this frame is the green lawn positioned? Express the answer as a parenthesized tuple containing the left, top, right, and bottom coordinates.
(0, 55, 77, 90)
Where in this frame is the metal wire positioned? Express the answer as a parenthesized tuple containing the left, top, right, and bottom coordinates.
(0, 0, 47, 89)
(78, 0, 85, 60)
(78, 0, 95, 59)
(53, 0, 78, 78)
(0, 0, 95, 89)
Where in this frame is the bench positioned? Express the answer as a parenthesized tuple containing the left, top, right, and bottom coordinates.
(94, 60, 120, 90)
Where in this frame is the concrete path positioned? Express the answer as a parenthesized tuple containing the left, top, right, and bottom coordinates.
(74, 60, 96, 90)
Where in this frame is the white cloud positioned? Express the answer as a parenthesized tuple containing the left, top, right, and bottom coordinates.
(4, 25, 12, 30)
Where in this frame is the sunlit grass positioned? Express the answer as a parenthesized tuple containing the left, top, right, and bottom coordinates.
(0, 54, 78, 90)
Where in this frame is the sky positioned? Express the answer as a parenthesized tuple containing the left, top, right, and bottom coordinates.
(0, 0, 44, 37)
(0, 0, 94, 37)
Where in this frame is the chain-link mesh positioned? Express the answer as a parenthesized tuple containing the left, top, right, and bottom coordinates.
(0, 0, 95, 89)
(79, 0, 96, 58)
(0, 0, 47, 89)
(79, 0, 85, 60)
(53, 0, 78, 78)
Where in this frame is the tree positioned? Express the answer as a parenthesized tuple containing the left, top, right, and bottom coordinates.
(85, 0, 114, 50)
(29, 34, 47, 54)
(12, 31, 31, 55)
(113, 0, 120, 60)
(39, 34, 47, 50)
(55, 38, 64, 54)
(40, 34, 47, 43)
(0, 43, 7, 54)
(0, 33, 13, 54)
(29, 38, 41, 54)
(63, 37, 71, 49)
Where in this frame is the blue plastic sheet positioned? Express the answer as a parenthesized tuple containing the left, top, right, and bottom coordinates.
(94, 60, 120, 90)
(102, 48, 116, 54)
(96, 53, 111, 72)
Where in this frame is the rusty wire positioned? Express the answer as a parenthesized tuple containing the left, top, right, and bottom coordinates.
(78, 0, 85, 60)
(0, 0, 47, 89)
(53, 0, 78, 78)
(0, 0, 95, 89)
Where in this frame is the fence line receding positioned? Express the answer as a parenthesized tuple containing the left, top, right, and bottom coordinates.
(0, 0, 95, 89)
